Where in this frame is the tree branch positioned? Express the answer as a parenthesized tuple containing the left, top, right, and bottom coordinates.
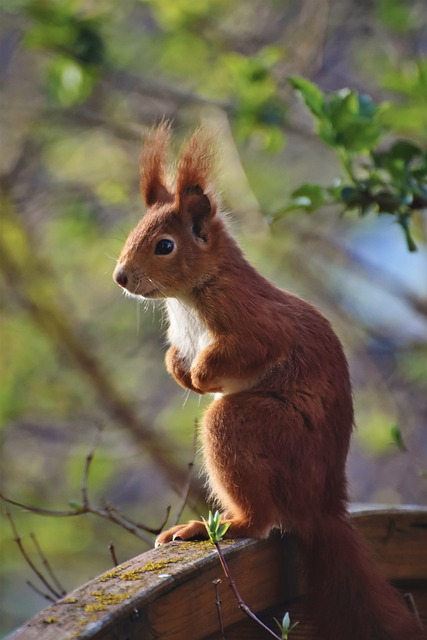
(5, 511, 63, 601)
(0, 427, 170, 547)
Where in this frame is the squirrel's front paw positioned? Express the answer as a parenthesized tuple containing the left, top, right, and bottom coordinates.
(190, 363, 223, 394)
(166, 346, 201, 393)
(155, 521, 208, 547)
(191, 372, 223, 394)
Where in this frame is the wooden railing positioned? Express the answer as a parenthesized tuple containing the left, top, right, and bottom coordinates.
(8, 505, 427, 640)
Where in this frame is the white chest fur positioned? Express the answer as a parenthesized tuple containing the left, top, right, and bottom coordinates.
(166, 298, 211, 366)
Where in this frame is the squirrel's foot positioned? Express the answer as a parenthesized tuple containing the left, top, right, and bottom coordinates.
(155, 520, 208, 547)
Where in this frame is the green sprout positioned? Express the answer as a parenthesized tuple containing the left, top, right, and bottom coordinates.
(202, 510, 231, 544)
(274, 612, 299, 639)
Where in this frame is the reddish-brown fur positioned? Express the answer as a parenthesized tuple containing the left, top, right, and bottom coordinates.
(114, 124, 426, 640)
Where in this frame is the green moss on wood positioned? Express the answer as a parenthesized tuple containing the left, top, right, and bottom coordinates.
(89, 590, 132, 605)
(121, 557, 181, 580)
(99, 568, 121, 582)
(84, 603, 107, 613)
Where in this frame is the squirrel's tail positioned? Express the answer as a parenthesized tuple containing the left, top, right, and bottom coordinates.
(301, 514, 426, 640)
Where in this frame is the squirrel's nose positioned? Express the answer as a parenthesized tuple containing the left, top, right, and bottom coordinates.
(113, 266, 128, 289)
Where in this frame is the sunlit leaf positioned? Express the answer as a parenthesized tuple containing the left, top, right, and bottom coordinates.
(288, 76, 325, 118)
(291, 184, 329, 209)
(47, 56, 94, 105)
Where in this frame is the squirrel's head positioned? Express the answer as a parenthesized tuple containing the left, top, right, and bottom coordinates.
(113, 122, 222, 299)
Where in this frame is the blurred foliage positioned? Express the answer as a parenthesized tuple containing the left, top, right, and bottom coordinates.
(278, 78, 427, 251)
(0, 0, 426, 634)
(25, 0, 105, 105)
(381, 60, 427, 134)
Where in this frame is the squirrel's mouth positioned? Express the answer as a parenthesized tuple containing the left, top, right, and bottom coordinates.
(120, 285, 162, 300)
(140, 287, 162, 299)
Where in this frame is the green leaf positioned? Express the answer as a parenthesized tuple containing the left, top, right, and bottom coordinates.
(288, 76, 325, 118)
(327, 91, 383, 150)
(47, 55, 94, 105)
(202, 510, 230, 543)
(327, 90, 359, 131)
(398, 215, 418, 252)
(272, 183, 332, 219)
(337, 120, 383, 152)
(373, 141, 424, 176)
(291, 79, 386, 151)
(290, 183, 330, 210)
(360, 202, 379, 217)
(217, 522, 231, 539)
(68, 499, 82, 510)
(282, 612, 290, 631)
(274, 611, 299, 639)
(388, 140, 424, 163)
(339, 186, 360, 205)
(358, 93, 378, 119)
(390, 424, 407, 451)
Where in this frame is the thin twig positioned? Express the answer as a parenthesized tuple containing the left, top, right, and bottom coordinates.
(98, 503, 153, 546)
(101, 501, 169, 542)
(104, 502, 171, 536)
(109, 543, 119, 567)
(0, 493, 80, 517)
(26, 580, 56, 604)
(83, 498, 154, 545)
(213, 579, 226, 640)
(81, 425, 104, 509)
(0, 492, 166, 546)
(0, 427, 170, 546)
(5, 511, 62, 600)
(213, 541, 282, 640)
(30, 532, 66, 597)
(154, 505, 172, 534)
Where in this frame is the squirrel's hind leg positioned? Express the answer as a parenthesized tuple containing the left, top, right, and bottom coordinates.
(201, 391, 330, 538)
(156, 389, 329, 547)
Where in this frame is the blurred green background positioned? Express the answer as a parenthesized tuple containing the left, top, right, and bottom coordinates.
(1, 0, 426, 635)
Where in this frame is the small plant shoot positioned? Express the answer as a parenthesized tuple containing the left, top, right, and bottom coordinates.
(274, 612, 299, 639)
(202, 511, 231, 544)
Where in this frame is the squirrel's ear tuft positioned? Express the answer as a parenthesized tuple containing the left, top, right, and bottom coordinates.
(140, 122, 173, 206)
(175, 128, 218, 239)
(180, 185, 213, 241)
(176, 127, 217, 201)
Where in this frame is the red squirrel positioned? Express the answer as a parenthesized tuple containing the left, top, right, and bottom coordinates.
(113, 123, 425, 640)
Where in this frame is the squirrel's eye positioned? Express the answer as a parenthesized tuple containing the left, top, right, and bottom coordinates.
(154, 238, 175, 255)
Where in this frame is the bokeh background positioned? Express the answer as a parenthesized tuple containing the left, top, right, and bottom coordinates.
(1, 0, 426, 635)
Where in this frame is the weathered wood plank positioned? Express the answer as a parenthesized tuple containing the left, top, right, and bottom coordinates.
(350, 505, 427, 580)
(7, 505, 427, 640)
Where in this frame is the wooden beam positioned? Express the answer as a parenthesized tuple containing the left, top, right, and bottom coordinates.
(8, 505, 427, 640)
